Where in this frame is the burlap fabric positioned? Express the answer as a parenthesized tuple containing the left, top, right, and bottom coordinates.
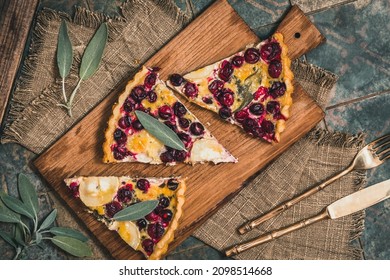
(1, 0, 366, 259)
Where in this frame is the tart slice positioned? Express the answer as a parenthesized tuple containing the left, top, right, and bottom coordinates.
(65, 176, 186, 260)
(103, 66, 236, 165)
(167, 32, 294, 143)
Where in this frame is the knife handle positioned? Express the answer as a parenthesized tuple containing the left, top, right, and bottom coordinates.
(238, 165, 353, 234)
(226, 209, 330, 257)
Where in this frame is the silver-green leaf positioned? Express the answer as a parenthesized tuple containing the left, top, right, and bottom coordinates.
(113, 200, 159, 221)
(49, 227, 88, 242)
(0, 230, 17, 249)
(39, 209, 57, 231)
(51, 236, 92, 257)
(18, 174, 39, 217)
(57, 20, 73, 79)
(0, 194, 34, 219)
(79, 22, 108, 80)
(0, 200, 21, 223)
(13, 224, 26, 247)
(135, 110, 186, 151)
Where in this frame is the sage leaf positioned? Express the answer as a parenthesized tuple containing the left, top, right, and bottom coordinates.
(0, 230, 17, 249)
(79, 22, 108, 80)
(35, 232, 42, 245)
(49, 227, 88, 242)
(0, 193, 34, 219)
(57, 20, 73, 79)
(13, 224, 26, 247)
(18, 174, 39, 217)
(0, 200, 21, 223)
(135, 110, 186, 151)
(113, 200, 159, 221)
(51, 236, 92, 257)
(39, 209, 57, 231)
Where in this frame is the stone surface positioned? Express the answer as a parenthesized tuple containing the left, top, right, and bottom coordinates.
(291, 0, 354, 13)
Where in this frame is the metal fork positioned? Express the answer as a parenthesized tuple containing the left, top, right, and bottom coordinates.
(238, 133, 390, 235)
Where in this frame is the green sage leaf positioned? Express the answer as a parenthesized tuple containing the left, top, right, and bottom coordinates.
(13, 224, 26, 247)
(51, 236, 92, 257)
(135, 110, 186, 151)
(113, 200, 159, 221)
(35, 232, 42, 245)
(79, 22, 108, 80)
(57, 20, 73, 79)
(39, 209, 57, 231)
(0, 200, 21, 223)
(0, 230, 17, 249)
(18, 174, 39, 217)
(49, 227, 88, 242)
(0, 193, 34, 219)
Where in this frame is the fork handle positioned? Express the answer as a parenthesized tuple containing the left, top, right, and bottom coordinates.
(238, 164, 353, 234)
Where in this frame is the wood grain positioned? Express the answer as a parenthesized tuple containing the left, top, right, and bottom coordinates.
(34, 0, 325, 259)
(0, 0, 39, 125)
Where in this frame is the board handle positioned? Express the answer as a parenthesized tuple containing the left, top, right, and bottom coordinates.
(277, 5, 326, 60)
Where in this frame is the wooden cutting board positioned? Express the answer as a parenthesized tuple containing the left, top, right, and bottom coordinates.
(34, 0, 325, 259)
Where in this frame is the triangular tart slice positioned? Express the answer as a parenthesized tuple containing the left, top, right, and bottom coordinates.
(103, 66, 236, 164)
(167, 33, 294, 143)
(64, 176, 186, 260)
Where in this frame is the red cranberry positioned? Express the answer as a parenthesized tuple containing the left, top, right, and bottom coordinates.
(114, 128, 127, 144)
(234, 110, 249, 123)
(169, 74, 184, 86)
(132, 120, 144, 131)
(269, 82, 286, 98)
(160, 150, 175, 163)
(117, 186, 132, 203)
(147, 90, 157, 103)
(69, 182, 80, 198)
(145, 211, 160, 222)
(249, 103, 264, 115)
(218, 89, 234, 107)
(172, 149, 187, 162)
(159, 196, 170, 208)
(218, 61, 233, 82)
(231, 55, 244, 67)
(158, 105, 173, 120)
(261, 120, 275, 133)
(243, 118, 258, 133)
(260, 42, 281, 62)
(164, 121, 178, 133)
(184, 82, 198, 98)
(136, 218, 147, 230)
(268, 60, 282, 78)
(202, 97, 213, 104)
(144, 72, 157, 88)
(178, 132, 192, 147)
(219, 107, 232, 119)
(147, 223, 165, 240)
(173, 102, 187, 117)
(130, 86, 147, 102)
(113, 145, 128, 160)
(266, 101, 280, 114)
(189, 122, 205, 136)
(167, 179, 179, 190)
(142, 239, 154, 256)
(254, 86, 269, 100)
(105, 201, 122, 218)
(160, 209, 173, 222)
(244, 48, 260, 64)
(136, 179, 150, 193)
(252, 126, 265, 138)
(123, 100, 134, 113)
(178, 117, 190, 129)
(208, 80, 224, 94)
(118, 116, 132, 129)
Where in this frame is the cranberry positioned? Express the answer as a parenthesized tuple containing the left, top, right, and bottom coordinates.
(218, 89, 234, 107)
(254, 86, 269, 100)
(160, 150, 175, 163)
(184, 82, 198, 98)
(172, 149, 187, 162)
(208, 80, 224, 94)
(117, 186, 132, 203)
(252, 126, 265, 138)
(113, 145, 128, 160)
(142, 239, 154, 256)
(260, 42, 281, 62)
(218, 61, 233, 82)
(159, 196, 170, 208)
(234, 110, 249, 123)
(219, 107, 232, 119)
(136, 218, 147, 230)
(118, 116, 132, 129)
(153, 206, 163, 215)
(178, 117, 190, 129)
(123, 100, 134, 113)
(178, 132, 192, 147)
(167, 179, 179, 190)
(243, 118, 258, 133)
(249, 103, 264, 115)
(145, 211, 160, 222)
(160, 209, 173, 222)
(144, 72, 157, 88)
(266, 101, 280, 114)
(164, 121, 178, 133)
(261, 120, 275, 133)
(189, 122, 205, 136)
(114, 128, 127, 144)
(147, 90, 157, 103)
(202, 96, 213, 104)
(231, 55, 244, 68)
(147, 223, 165, 240)
(130, 86, 147, 102)
(268, 60, 282, 78)
(158, 105, 173, 120)
(269, 82, 286, 98)
(69, 182, 79, 198)
(244, 48, 260, 64)
(132, 119, 144, 131)
(169, 74, 184, 86)
(137, 179, 150, 193)
(105, 201, 122, 218)
(173, 102, 187, 117)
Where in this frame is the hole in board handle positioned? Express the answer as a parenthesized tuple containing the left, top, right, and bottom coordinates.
(294, 32, 301, 39)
